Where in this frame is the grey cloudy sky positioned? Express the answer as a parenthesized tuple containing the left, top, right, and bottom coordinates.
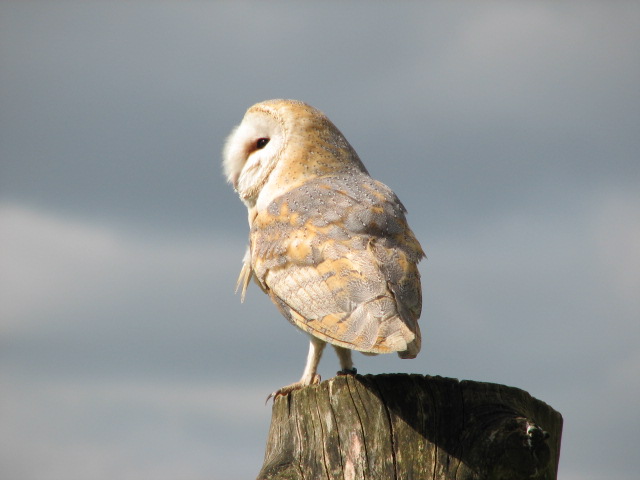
(1, 2, 639, 479)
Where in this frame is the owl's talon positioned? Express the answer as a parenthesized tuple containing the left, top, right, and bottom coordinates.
(265, 374, 322, 404)
(337, 367, 357, 376)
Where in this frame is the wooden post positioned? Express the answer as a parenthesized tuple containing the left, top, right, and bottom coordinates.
(257, 374, 562, 480)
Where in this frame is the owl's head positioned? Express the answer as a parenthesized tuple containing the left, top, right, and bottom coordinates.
(223, 99, 367, 206)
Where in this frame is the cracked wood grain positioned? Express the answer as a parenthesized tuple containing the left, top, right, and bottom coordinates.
(257, 374, 562, 480)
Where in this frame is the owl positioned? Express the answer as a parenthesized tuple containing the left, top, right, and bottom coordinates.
(223, 99, 424, 398)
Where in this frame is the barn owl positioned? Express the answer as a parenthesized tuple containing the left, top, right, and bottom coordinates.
(223, 99, 424, 398)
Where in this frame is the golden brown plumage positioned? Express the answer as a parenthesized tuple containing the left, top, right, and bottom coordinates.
(223, 99, 424, 397)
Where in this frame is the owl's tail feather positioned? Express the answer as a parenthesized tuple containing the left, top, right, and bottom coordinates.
(398, 334, 421, 359)
(372, 315, 421, 358)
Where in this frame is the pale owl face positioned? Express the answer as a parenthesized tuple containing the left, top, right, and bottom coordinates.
(222, 107, 285, 205)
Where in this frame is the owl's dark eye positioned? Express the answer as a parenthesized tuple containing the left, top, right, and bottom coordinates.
(256, 138, 270, 149)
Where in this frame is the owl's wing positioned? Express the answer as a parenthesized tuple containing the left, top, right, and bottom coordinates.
(250, 174, 424, 357)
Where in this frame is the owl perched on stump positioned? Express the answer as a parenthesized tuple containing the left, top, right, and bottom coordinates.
(223, 99, 424, 398)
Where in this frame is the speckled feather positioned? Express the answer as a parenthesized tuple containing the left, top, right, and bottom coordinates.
(245, 171, 424, 357)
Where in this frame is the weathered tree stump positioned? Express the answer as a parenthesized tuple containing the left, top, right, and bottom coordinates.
(258, 374, 562, 480)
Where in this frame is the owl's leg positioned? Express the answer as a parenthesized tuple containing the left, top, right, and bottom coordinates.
(299, 335, 326, 385)
(267, 336, 326, 401)
(333, 345, 357, 376)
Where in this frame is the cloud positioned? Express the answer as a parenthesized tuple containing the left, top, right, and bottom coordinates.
(1, 375, 271, 480)
(591, 190, 640, 317)
(0, 204, 239, 332)
(1, 204, 124, 328)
